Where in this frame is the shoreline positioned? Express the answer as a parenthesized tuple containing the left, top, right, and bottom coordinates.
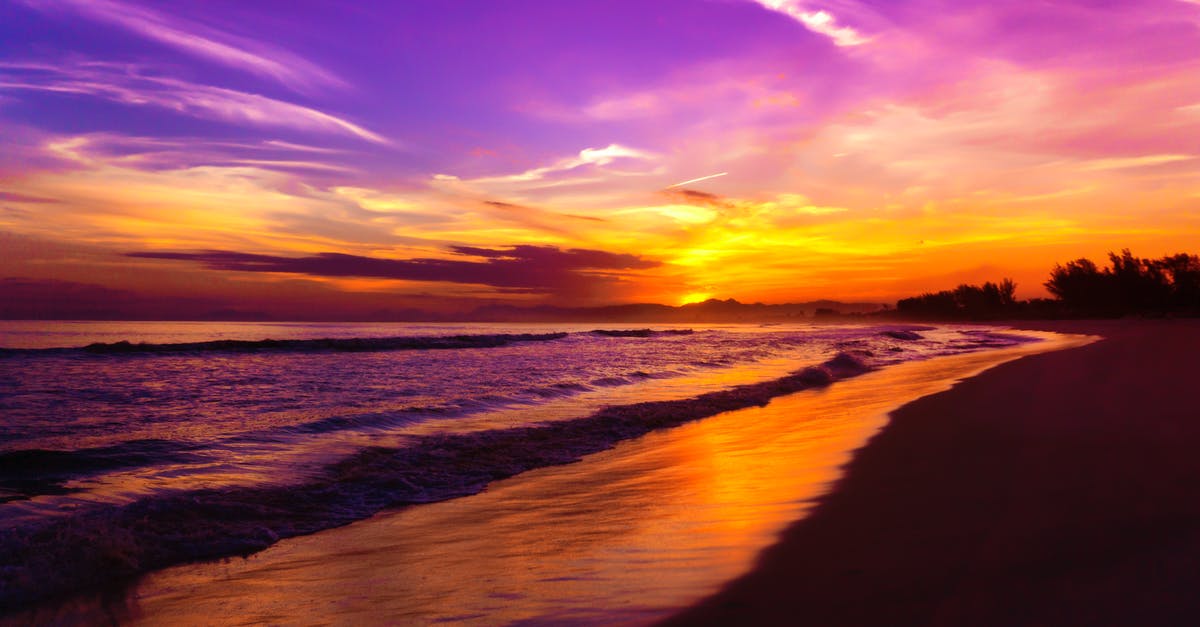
(663, 319, 1200, 625)
(0, 344, 886, 614)
(2, 326, 1074, 625)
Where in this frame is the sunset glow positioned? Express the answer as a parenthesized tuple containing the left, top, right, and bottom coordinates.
(3, 0, 1199, 318)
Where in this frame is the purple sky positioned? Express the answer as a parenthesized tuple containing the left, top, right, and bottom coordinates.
(2, 0, 1200, 317)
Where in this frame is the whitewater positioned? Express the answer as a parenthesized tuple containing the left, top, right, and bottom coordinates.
(0, 320, 1040, 613)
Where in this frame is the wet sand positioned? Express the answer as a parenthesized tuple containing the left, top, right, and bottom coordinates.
(665, 319, 1200, 626)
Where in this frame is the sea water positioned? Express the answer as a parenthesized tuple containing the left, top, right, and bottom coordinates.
(0, 320, 1039, 612)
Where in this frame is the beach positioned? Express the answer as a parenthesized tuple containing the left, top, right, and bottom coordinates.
(4, 320, 1195, 624)
(0, 323, 1074, 624)
(665, 319, 1200, 626)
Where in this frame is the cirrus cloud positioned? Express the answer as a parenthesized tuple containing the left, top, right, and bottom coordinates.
(0, 61, 387, 144)
(438, 144, 658, 185)
(18, 0, 345, 93)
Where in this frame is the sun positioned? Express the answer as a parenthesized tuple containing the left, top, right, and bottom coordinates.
(679, 291, 714, 305)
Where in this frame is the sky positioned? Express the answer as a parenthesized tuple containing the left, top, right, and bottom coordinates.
(2, 0, 1199, 318)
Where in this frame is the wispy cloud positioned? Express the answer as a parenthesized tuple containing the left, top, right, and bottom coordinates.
(0, 138, 442, 253)
(0, 62, 387, 144)
(484, 144, 657, 183)
(527, 71, 810, 125)
(23, 132, 361, 175)
(19, 0, 344, 93)
(436, 144, 658, 187)
(1077, 154, 1196, 171)
(667, 172, 728, 188)
(751, 1, 869, 47)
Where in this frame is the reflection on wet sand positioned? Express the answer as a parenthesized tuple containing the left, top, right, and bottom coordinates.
(28, 333, 1083, 625)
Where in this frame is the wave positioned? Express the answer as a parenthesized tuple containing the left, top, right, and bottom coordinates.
(0, 332, 569, 357)
(0, 440, 201, 504)
(589, 329, 695, 337)
(880, 329, 924, 341)
(0, 329, 704, 357)
(272, 410, 431, 437)
(958, 329, 1040, 344)
(0, 351, 873, 613)
(245, 368, 688, 439)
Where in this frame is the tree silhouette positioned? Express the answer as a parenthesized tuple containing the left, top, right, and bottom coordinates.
(1157, 253, 1200, 309)
(1045, 258, 1106, 311)
(897, 279, 1019, 319)
(1045, 249, 1198, 316)
(895, 250, 1200, 320)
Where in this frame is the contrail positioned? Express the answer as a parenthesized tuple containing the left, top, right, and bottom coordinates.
(666, 172, 728, 188)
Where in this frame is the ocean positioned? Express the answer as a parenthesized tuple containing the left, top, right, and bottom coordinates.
(0, 320, 1044, 619)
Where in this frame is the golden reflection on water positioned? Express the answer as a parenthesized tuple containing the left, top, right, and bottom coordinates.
(101, 333, 1089, 626)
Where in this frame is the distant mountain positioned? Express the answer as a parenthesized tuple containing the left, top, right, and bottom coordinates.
(0, 288, 884, 322)
(457, 298, 884, 323)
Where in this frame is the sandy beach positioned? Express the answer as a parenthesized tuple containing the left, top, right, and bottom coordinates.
(665, 319, 1200, 626)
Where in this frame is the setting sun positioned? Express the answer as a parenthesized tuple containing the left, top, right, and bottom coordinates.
(680, 292, 715, 305)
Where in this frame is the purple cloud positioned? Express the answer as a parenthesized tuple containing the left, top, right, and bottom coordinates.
(127, 246, 661, 295)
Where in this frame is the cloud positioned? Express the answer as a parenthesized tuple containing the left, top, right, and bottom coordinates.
(0, 62, 387, 144)
(576, 145, 655, 167)
(448, 144, 658, 185)
(19, 0, 343, 93)
(661, 189, 847, 220)
(1077, 154, 1196, 171)
(662, 188, 735, 209)
(20, 132, 362, 174)
(474, 199, 612, 237)
(0, 191, 59, 203)
(751, 1, 869, 47)
(8, 132, 359, 172)
(530, 71, 814, 125)
(127, 245, 661, 295)
(0, 138, 412, 252)
(667, 172, 728, 188)
(449, 245, 655, 269)
(583, 92, 663, 120)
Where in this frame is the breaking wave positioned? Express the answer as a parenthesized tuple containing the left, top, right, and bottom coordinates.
(0, 351, 873, 611)
(0, 332, 570, 357)
(880, 329, 924, 341)
(0, 440, 201, 504)
(589, 329, 695, 337)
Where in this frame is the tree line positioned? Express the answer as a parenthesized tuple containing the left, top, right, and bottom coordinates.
(895, 250, 1200, 319)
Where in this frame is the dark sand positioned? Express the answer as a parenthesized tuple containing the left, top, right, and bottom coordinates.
(664, 320, 1200, 626)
